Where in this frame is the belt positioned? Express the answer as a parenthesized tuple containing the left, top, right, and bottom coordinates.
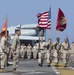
(40, 49, 44, 50)
(64, 49, 68, 50)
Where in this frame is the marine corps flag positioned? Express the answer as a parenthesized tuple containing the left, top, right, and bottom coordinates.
(2, 17, 8, 32)
(56, 8, 67, 32)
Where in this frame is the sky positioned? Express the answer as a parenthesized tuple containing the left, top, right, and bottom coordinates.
(0, 0, 74, 43)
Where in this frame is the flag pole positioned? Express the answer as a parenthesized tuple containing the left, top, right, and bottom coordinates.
(49, 5, 52, 39)
(57, 30, 61, 38)
(45, 29, 46, 42)
(50, 29, 52, 39)
(50, 5, 52, 39)
(6, 14, 8, 37)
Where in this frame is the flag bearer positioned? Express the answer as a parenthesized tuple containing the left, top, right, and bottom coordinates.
(0, 30, 9, 72)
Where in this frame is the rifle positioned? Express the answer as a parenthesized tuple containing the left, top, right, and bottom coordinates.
(66, 36, 70, 49)
(66, 36, 70, 62)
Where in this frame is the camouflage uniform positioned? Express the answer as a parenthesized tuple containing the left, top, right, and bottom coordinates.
(61, 39, 70, 67)
(0, 34, 1, 68)
(46, 38, 53, 66)
(6, 36, 11, 66)
(70, 42, 74, 63)
(27, 44, 32, 59)
(38, 37, 46, 66)
(33, 44, 38, 59)
(9, 47, 13, 59)
(12, 34, 21, 72)
(0, 31, 10, 72)
(0, 36, 7, 69)
(53, 37, 61, 66)
(20, 44, 26, 59)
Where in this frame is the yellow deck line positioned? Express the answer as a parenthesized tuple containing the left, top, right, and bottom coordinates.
(52, 61, 74, 75)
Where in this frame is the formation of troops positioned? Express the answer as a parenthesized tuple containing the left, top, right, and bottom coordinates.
(0, 28, 74, 74)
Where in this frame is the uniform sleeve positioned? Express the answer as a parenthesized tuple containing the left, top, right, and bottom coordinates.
(6, 41, 11, 47)
(53, 42, 56, 46)
(12, 37, 17, 51)
(42, 42, 46, 49)
(59, 43, 62, 50)
(33, 46, 34, 49)
(61, 43, 64, 49)
(53, 42, 56, 49)
(27, 46, 28, 50)
(37, 43, 39, 49)
(44, 42, 46, 45)
(46, 42, 49, 46)
(1, 38, 6, 50)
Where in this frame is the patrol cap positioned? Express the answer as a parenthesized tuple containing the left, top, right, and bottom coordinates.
(39, 37, 43, 40)
(48, 38, 52, 40)
(1, 30, 9, 35)
(15, 28, 20, 32)
(15, 28, 20, 31)
(72, 41, 74, 44)
(56, 37, 60, 40)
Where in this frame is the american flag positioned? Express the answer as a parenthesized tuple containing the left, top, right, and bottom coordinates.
(37, 7, 51, 29)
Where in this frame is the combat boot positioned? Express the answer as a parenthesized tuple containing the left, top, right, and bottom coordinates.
(64, 63, 67, 67)
(38, 63, 42, 67)
(47, 63, 51, 67)
(47, 64, 51, 67)
(0, 68, 7, 73)
(13, 68, 20, 74)
(55, 62, 58, 67)
(71, 61, 74, 64)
